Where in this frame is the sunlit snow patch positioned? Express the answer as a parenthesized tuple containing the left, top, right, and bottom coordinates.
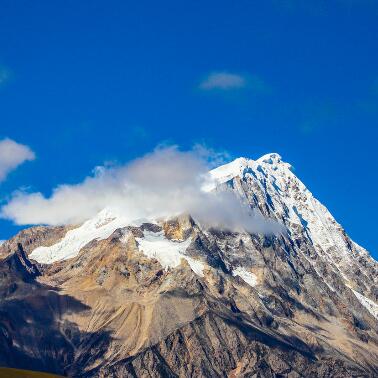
(202, 157, 248, 192)
(135, 231, 204, 276)
(30, 208, 131, 264)
(353, 290, 378, 320)
(232, 267, 258, 287)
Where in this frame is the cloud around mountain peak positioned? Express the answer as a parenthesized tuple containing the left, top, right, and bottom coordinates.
(0, 145, 284, 235)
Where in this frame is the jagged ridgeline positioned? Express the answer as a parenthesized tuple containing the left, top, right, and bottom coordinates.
(0, 153, 377, 377)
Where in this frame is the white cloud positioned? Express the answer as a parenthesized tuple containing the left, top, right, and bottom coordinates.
(1, 146, 284, 235)
(191, 143, 231, 168)
(199, 72, 246, 90)
(0, 138, 35, 182)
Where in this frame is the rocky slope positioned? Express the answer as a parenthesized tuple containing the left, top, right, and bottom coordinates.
(0, 153, 377, 377)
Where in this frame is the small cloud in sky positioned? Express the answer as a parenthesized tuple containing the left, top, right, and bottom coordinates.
(199, 71, 270, 95)
(199, 72, 247, 90)
(0, 138, 36, 182)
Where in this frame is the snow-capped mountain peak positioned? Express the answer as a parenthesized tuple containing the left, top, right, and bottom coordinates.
(209, 153, 292, 187)
(257, 152, 282, 164)
(28, 153, 377, 302)
(3, 152, 378, 377)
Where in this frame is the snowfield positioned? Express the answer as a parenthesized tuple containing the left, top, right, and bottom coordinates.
(135, 231, 205, 276)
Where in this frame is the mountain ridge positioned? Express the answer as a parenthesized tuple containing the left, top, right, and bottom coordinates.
(0, 153, 377, 377)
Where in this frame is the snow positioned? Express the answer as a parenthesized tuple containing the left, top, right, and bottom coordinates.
(209, 153, 374, 284)
(257, 152, 283, 165)
(28, 205, 205, 275)
(232, 267, 258, 287)
(203, 157, 248, 192)
(29, 205, 206, 277)
(30, 208, 131, 264)
(352, 290, 378, 320)
(135, 230, 205, 276)
(210, 157, 248, 183)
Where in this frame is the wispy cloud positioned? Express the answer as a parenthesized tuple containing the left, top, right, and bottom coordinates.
(1, 145, 283, 235)
(0, 138, 35, 182)
(199, 72, 247, 90)
(199, 71, 270, 96)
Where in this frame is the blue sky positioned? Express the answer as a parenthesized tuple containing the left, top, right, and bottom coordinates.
(0, 1, 377, 257)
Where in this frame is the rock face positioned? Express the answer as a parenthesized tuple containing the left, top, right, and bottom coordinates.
(0, 154, 377, 377)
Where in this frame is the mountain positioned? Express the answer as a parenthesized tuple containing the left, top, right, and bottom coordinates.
(0, 153, 377, 377)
